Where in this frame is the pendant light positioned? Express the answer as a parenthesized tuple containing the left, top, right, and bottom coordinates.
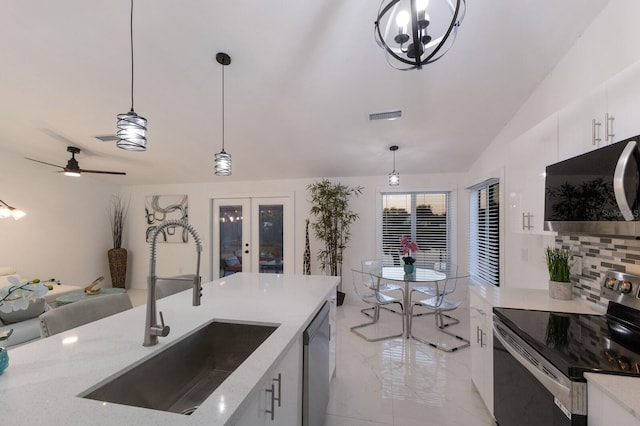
(375, 0, 466, 71)
(214, 52, 232, 176)
(117, 0, 147, 151)
(389, 145, 400, 186)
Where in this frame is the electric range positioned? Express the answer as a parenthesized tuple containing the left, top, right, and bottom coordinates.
(492, 270, 640, 426)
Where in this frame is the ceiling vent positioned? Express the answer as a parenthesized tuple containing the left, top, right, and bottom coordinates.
(95, 135, 118, 142)
(369, 110, 402, 121)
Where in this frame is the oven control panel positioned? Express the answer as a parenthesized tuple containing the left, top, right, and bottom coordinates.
(601, 270, 640, 308)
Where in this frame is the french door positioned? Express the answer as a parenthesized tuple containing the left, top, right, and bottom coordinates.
(211, 196, 293, 278)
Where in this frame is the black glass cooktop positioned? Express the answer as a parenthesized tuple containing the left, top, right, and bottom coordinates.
(493, 304, 640, 381)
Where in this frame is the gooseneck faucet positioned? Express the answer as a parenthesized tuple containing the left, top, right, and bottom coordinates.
(144, 219, 203, 347)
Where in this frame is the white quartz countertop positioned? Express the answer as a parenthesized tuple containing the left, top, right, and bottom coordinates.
(469, 280, 604, 314)
(585, 372, 640, 421)
(0, 273, 338, 426)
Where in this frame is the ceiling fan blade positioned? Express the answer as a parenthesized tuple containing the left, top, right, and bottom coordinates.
(79, 169, 126, 175)
(24, 157, 65, 169)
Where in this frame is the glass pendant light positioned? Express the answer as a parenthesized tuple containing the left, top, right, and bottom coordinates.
(389, 145, 400, 186)
(117, 0, 147, 151)
(214, 52, 232, 176)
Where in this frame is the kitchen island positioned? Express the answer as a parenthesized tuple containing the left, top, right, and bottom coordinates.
(0, 272, 338, 425)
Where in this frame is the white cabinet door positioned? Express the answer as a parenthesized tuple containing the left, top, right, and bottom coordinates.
(606, 61, 640, 143)
(588, 381, 640, 426)
(558, 83, 607, 161)
(233, 337, 302, 426)
(508, 113, 558, 234)
(469, 289, 493, 416)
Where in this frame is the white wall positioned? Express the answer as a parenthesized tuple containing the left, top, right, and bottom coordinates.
(122, 172, 467, 299)
(0, 149, 119, 286)
(466, 0, 640, 289)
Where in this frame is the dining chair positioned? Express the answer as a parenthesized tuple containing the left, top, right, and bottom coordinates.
(408, 274, 470, 352)
(350, 269, 404, 342)
(360, 259, 404, 318)
(410, 263, 459, 327)
(39, 293, 133, 337)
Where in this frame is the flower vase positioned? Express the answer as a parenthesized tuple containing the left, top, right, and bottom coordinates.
(404, 264, 415, 274)
(0, 348, 8, 375)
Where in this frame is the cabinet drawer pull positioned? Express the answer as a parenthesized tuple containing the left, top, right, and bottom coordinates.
(265, 383, 275, 421)
(605, 113, 615, 142)
(592, 118, 602, 145)
(273, 373, 282, 407)
(476, 325, 481, 344)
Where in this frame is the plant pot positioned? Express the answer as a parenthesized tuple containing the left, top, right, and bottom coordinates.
(404, 264, 415, 274)
(108, 248, 128, 289)
(549, 280, 573, 300)
(336, 290, 346, 306)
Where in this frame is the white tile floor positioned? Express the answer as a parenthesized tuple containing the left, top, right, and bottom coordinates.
(325, 292, 494, 426)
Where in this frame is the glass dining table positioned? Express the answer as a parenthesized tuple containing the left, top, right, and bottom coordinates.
(369, 266, 446, 338)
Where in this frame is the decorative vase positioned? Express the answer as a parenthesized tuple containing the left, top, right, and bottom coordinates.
(108, 247, 128, 289)
(549, 280, 573, 300)
(0, 348, 8, 375)
(404, 264, 415, 274)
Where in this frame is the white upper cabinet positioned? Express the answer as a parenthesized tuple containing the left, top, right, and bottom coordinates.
(605, 60, 640, 143)
(508, 113, 558, 234)
(558, 60, 640, 162)
(558, 83, 607, 161)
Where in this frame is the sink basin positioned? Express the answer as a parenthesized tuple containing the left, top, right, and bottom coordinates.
(81, 320, 278, 415)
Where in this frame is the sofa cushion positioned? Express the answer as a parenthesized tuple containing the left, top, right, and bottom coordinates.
(0, 298, 46, 324)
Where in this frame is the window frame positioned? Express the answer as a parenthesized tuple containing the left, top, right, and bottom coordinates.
(377, 188, 456, 268)
(468, 178, 500, 286)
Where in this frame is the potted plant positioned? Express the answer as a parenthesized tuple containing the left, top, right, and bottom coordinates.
(545, 246, 573, 300)
(108, 195, 129, 289)
(400, 236, 419, 274)
(307, 179, 363, 305)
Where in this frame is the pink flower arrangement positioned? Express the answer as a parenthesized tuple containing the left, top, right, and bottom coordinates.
(400, 236, 419, 264)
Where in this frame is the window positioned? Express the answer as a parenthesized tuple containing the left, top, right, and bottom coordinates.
(469, 179, 500, 286)
(381, 192, 451, 266)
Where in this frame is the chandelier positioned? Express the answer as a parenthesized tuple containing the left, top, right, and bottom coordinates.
(375, 0, 466, 70)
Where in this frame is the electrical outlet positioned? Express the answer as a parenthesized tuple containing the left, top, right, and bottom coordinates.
(571, 255, 582, 276)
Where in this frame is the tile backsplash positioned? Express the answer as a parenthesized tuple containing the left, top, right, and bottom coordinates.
(556, 234, 640, 308)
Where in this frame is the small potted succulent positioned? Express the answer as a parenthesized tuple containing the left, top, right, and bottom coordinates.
(545, 246, 573, 300)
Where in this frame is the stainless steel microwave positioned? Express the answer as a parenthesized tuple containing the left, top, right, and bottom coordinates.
(544, 136, 640, 236)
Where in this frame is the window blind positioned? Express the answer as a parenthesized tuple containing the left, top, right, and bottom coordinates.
(469, 180, 500, 286)
(381, 192, 450, 267)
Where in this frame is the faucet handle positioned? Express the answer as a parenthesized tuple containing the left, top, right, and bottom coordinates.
(152, 311, 170, 337)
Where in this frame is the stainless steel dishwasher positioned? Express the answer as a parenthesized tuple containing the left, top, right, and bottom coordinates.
(302, 301, 330, 426)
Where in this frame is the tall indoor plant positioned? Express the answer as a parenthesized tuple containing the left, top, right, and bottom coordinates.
(307, 179, 363, 305)
(108, 194, 129, 288)
(545, 246, 573, 300)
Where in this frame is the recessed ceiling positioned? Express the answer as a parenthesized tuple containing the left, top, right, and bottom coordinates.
(0, 0, 609, 185)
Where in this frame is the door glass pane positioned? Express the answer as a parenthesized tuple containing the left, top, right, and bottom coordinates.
(220, 205, 243, 276)
(258, 205, 283, 274)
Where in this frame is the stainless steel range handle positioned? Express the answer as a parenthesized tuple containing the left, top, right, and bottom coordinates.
(613, 140, 638, 221)
(492, 320, 573, 415)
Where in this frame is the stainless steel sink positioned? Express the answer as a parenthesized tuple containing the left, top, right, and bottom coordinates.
(81, 321, 278, 415)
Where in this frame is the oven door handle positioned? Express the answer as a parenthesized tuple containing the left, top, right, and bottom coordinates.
(492, 322, 572, 409)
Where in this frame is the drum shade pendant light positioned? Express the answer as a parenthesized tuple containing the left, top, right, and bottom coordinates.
(214, 52, 232, 176)
(117, 0, 147, 151)
(389, 145, 400, 186)
(375, 0, 465, 70)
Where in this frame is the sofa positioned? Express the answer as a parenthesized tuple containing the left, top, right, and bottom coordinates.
(0, 267, 78, 347)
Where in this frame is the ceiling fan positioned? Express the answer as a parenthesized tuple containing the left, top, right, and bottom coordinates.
(25, 146, 126, 176)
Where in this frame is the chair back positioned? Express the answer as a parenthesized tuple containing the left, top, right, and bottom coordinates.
(39, 293, 132, 337)
(351, 269, 391, 304)
(361, 260, 383, 288)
